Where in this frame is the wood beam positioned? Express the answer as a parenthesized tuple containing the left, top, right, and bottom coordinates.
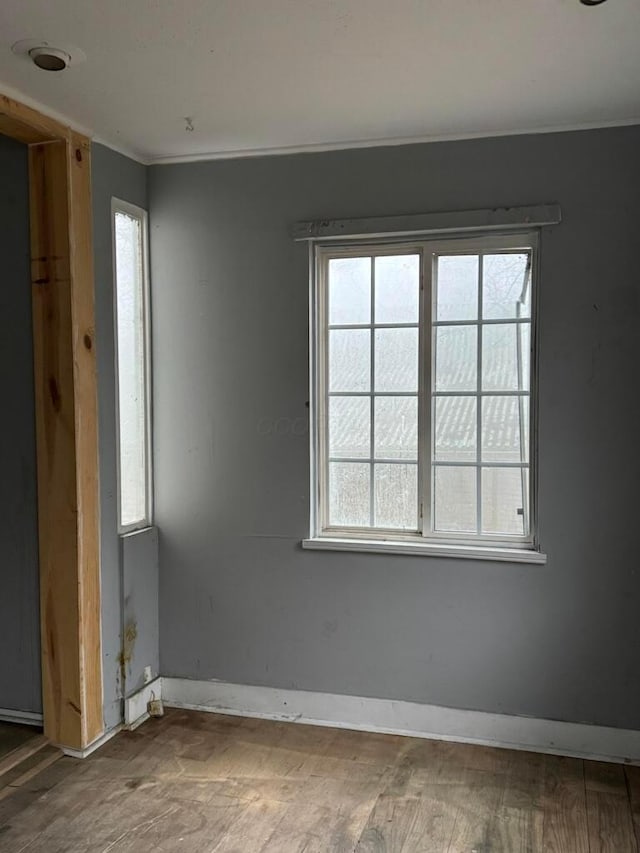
(27, 132, 102, 749)
(0, 93, 69, 145)
(68, 132, 103, 746)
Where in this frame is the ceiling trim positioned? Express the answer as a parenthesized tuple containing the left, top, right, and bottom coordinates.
(147, 116, 640, 166)
(2, 76, 639, 167)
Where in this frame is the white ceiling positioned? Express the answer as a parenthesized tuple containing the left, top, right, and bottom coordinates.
(1, 0, 639, 164)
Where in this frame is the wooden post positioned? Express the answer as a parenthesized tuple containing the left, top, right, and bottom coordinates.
(67, 133, 103, 748)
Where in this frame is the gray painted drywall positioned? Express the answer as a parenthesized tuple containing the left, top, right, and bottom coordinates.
(122, 526, 160, 697)
(92, 143, 158, 728)
(150, 125, 640, 730)
(0, 134, 41, 714)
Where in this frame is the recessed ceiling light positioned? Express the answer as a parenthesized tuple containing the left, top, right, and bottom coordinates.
(29, 47, 71, 72)
(11, 39, 86, 70)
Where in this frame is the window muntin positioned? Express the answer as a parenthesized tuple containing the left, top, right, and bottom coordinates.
(314, 234, 536, 549)
(112, 200, 152, 532)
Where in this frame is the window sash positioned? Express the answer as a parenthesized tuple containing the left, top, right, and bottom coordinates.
(312, 232, 538, 550)
(112, 198, 153, 533)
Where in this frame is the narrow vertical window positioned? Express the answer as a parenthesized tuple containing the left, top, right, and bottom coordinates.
(112, 200, 151, 531)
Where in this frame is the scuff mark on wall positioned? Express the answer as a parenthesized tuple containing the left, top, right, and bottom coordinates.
(119, 619, 138, 692)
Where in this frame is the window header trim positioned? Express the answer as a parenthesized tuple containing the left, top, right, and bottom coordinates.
(293, 204, 561, 242)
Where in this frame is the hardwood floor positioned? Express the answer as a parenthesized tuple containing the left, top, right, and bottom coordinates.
(0, 723, 41, 761)
(0, 709, 638, 852)
(0, 722, 61, 806)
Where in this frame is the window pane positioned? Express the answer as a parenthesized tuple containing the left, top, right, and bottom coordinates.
(433, 466, 477, 533)
(436, 255, 478, 322)
(481, 396, 529, 463)
(434, 326, 477, 392)
(374, 255, 419, 324)
(434, 396, 477, 462)
(114, 210, 148, 528)
(329, 397, 370, 459)
(375, 328, 418, 392)
(329, 257, 371, 325)
(374, 396, 417, 460)
(483, 253, 531, 320)
(374, 464, 417, 529)
(329, 462, 370, 527)
(481, 467, 529, 535)
(519, 323, 531, 390)
(482, 323, 530, 392)
(329, 329, 370, 392)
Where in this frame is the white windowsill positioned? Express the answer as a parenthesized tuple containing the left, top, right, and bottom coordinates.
(120, 524, 156, 539)
(302, 537, 547, 564)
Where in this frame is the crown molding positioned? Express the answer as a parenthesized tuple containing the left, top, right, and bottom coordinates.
(146, 116, 640, 166)
(2, 77, 639, 168)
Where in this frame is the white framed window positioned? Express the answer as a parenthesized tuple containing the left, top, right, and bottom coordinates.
(112, 198, 152, 533)
(306, 231, 542, 561)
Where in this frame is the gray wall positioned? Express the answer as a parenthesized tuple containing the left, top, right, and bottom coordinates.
(149, 126, 640, 730)
(0, 134, 41, 714)
(92, 143, 159, 729)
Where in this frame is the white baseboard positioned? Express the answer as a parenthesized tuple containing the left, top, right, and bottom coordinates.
(0, 708, 43, 727)
(61, 724, 122, 759)
(161, 677, 640, 766)
(124, 677, 163, 729)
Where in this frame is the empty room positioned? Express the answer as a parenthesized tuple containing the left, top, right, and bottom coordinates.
(0, 0, 639, 850)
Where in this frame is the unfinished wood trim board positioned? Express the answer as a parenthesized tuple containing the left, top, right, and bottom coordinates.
(0, 93, 69, 145)
(1, 90, 103, 752)
(154, 677, 640, 766)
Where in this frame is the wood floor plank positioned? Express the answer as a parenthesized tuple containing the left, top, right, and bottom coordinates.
(421, 743, 515, 852)
(263, 798, 374, 853)
(483, 805, 544, 853)
(323, 727, 409, 767)
(584, 759, 628, 795)
(502, 748, 546, 812)
(0, 734, 48, 779)
(0, 746, 62, 800)
(354, 793, 423, 852)
(626, 765, 640, 851)
(399, 789, 458, 852)
(444, 764, 508, 852)
(541, 755, 590, 853)
(0, 723, 41, 760)
(586, 788, 638, 853)
(211, 798, 289, 852)
(472, 749, 545, 853)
